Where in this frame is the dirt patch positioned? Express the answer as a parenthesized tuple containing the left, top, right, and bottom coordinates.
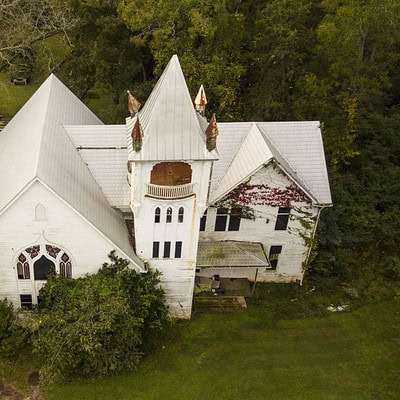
(0, 382, 23, 400)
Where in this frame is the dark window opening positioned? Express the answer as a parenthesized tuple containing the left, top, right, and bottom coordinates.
(20, 294, 32, 309)
(166, 207, 172, 223)
(199, 210, 207, 231)
(175, 241, 182, 258)
(275, 208, 290, 230)
(268, 245, 282, 270)
(150, 162, 192, 186)
(178, 207, 184, 223)
(152, 242, 160, 258)
(215, 208, 228, 231)
(154, 207, 161, 223)
(163, 242, 171, 258)
(33, 255, 55, 280)
(228, 208, 242, 231)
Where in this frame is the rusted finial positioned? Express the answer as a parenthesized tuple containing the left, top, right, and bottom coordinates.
(194, 84, 207, 116)
(131, 116, 144, 152)
(205, 114, 218, 151)
(127, 90, 141, 117)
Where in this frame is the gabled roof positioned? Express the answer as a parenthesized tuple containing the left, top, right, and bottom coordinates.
(128, 55, 218, 161)
(209, 122, 332, 206)
(0, 75, 144, 270)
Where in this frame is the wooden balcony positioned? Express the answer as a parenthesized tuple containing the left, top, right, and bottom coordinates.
(145, 183, 194, 199)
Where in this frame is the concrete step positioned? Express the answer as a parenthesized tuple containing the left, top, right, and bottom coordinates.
(193, 295, 247, 314)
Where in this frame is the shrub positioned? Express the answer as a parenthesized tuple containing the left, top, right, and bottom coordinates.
(31, 252, 170, 382)
(0, 299, 26, 357)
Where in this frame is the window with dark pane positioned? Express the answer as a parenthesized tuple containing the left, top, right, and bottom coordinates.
(163, 241, 171, 258)
(214, 208, 228, 231)
(166, 207, 172, 223)
(20, 294, 32, 309)
(154, 207, 161, 223)
(59, 253, 72, 278)
(178, 207, 184, 223)
(175, 241, 182, 258)
(228, 208, 242, 231)
(274, 207, 290, 230)
(17, 253, 30, 279)
(199, 209, 207, 231)
(33, 255, 55, 280)
(268, 245, 282, 270)
(152, 241, 160, 258)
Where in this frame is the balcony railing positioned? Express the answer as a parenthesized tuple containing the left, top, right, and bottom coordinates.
(146, 183, 194, 199)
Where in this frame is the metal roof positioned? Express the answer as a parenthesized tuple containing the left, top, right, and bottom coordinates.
(0, 75, 144, 270)
(209, 122, 332, 206)
(129, 55, 218, 161)
(65, 125, 130, 207)
(197, 241, 268, 267)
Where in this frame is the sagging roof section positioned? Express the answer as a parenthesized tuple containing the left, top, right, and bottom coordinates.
(128, 55, 218, 161)
(197, 241, 268, 268)
(0, 75, 144, 270)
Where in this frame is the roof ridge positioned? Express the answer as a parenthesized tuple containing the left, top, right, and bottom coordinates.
(256, 123, 318, 203)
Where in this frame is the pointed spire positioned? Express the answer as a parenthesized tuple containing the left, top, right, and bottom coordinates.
(131, 116, 144, 152)
(127, 90, 141, 117)
(205, 114, 218, 151)
(194, 84, 207, 116)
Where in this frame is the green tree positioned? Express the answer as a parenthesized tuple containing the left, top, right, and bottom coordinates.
(32, 252, 169, 382)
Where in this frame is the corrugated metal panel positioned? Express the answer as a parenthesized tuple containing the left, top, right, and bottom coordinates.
(197, 241, 268, 267)
(129, 55, 218, 161)
(64, 125, 126, 148)
(257, 122, 332, 205)
(76, 149, 130, 207)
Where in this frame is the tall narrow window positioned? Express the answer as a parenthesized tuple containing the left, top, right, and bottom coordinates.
(163, 242, 171, 258)
(268, 246, 282, 270)
(275, 208, 290, 230)
(152, 242, 160, 258)
(228, 208, 242, 231)
(154, 207, 161, 223)
(200, 210, 207, 231)
(215, 208, 228, 231)
(166, 207, 172, 223)
(175, 241, 182, 258)
(17, 254, 30, 279)
(178, 207, 184, 223)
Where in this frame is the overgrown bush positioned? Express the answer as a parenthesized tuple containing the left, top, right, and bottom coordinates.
(0, 299, 26, 357)
(381, 256, 400, 280)
(31, 252, 170, 383)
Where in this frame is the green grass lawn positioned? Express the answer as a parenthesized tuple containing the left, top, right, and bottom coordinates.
(43, 286, 400, 400)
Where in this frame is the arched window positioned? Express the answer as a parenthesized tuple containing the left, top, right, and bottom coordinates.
(34, 255, 55, 280)
(35, 203, 47, 221)
(16, 244, 73, 281)
(178, 207, 184, 223)
(166, 207, 172, 223)
(154, 207, 161, 223)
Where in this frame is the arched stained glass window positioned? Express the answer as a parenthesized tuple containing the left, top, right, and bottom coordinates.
(16, 244, 73, 280)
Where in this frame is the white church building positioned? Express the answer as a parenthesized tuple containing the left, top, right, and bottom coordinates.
(0, 55, 332, 318)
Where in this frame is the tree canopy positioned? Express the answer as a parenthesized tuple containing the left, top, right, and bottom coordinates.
(32, 252, 170, 383)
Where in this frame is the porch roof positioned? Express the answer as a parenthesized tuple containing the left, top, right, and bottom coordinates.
(197, 241, 268, 268)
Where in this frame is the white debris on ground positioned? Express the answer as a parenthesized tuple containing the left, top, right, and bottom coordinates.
(327, 304, 349, 312)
